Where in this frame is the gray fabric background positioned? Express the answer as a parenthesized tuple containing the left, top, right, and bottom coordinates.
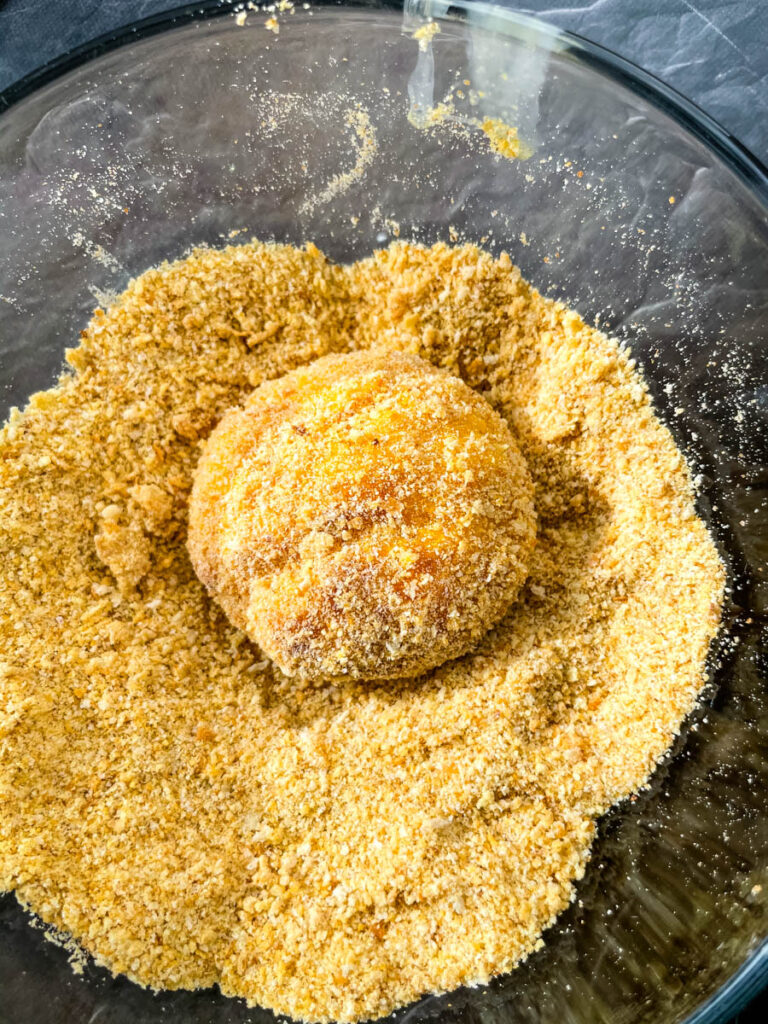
(0, 1, 766, 1021)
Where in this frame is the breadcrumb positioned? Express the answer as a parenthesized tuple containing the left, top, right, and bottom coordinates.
(0, 241, 724, 1023)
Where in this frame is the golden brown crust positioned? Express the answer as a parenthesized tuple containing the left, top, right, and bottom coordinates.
(188, 351, 536, 681)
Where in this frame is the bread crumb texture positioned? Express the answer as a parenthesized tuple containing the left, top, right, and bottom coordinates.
(0, 241, 724, 1022)
(188, 350, 536, 681)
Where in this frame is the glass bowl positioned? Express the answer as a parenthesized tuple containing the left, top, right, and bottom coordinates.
(1, 2, 766, 1022)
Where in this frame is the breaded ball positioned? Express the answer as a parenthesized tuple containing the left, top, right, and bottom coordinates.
(187, 351, 536, 681)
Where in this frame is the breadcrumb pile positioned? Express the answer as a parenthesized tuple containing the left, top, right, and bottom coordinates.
(0, 241, 724, 1022)
(188, 350, 536, 681)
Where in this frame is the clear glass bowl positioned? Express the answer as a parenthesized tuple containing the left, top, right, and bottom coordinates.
(1, 2, 766, 1022)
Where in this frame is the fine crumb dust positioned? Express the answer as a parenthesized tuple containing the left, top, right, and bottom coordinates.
(407, 98, 530, 163)
(0, 241, 724, 1023)
(298, 108, 377, 216)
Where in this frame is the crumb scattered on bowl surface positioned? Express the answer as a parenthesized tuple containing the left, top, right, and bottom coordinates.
(0, 241, 724, 1023)
(480, 117, 530, 160)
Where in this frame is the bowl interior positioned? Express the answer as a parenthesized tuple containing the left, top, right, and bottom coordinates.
(0, 4, 766, 1023)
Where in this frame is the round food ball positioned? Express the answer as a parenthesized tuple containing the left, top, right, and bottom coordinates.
(187, 350, 536, 682)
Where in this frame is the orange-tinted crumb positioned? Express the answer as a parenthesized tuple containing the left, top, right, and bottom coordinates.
(0, 241, 724, 1023)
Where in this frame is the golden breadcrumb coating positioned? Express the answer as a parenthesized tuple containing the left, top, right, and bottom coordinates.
(0, 241, 724, 1024)
(188, 350, 536, 681)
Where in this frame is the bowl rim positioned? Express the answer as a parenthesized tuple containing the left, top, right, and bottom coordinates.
(1, 0, 767, 204)
(0, 1, 766, 1022)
